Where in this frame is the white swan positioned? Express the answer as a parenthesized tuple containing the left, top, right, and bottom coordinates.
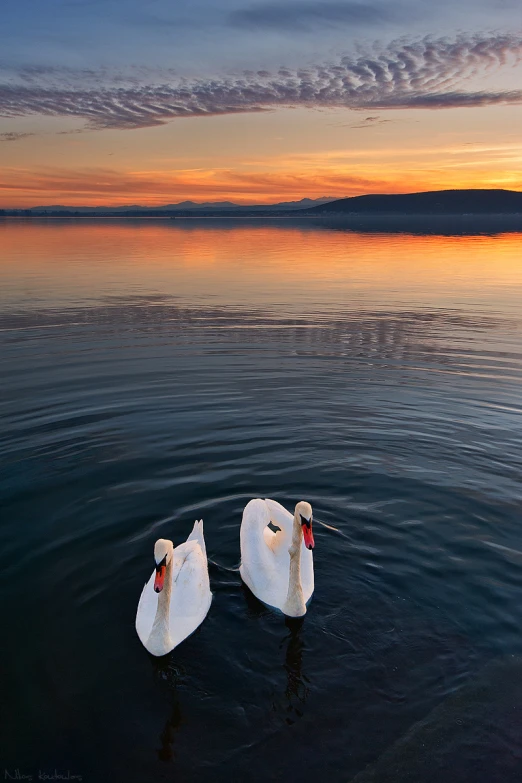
(135, 520, 212, 656)
(240, 499, 315, 617)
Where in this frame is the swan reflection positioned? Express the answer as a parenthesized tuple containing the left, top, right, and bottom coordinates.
(157, 694, 183, 762)
(151, 656, 184, 762)
(280, 617, 310, 725)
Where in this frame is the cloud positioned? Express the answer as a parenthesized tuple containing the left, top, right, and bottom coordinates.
(0, 131, 34, 142)
(0, 33, 521, 131)
(342, 115, 394, 128)
(229, 1, 397, 31)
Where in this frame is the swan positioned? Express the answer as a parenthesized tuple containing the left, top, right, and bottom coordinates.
(135, 519, 212, 656)
(240, 499, 315, 617)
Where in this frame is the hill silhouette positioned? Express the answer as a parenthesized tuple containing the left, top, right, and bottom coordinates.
(309, 189, 522, 215)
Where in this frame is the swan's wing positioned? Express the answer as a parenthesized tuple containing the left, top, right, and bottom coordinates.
(262, 498, 292, 553)
(264, 498, 293, 534)
(186, 518, 206, 559)
(240, 498, 289, 610)
(262, 524, 279, 552)
(167, 540, 212, 647)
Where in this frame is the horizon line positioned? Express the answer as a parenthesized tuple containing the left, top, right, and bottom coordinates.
(2, 186, 522, 212)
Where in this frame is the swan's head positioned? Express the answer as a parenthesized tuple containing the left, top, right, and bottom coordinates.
(295, 501, 314, 550)
(153, 539, 173, 593)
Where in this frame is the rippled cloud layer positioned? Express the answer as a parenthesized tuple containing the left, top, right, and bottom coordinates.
(1, 33, 521, 130)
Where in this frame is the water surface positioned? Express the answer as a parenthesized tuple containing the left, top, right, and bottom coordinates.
(1, 220, 522, 782)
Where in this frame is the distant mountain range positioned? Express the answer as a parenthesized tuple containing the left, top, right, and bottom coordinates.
(1, 190, 521, 217)
(308, 189, 522, 215)
(17, 197, 334, 214)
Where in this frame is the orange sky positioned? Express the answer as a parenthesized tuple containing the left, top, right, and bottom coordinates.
(1, 95, 521, 207)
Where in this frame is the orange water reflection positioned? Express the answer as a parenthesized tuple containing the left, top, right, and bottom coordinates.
(1, 220, 521, 314)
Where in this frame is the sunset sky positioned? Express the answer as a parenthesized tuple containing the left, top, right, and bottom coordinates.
(1, 0, 521, 206)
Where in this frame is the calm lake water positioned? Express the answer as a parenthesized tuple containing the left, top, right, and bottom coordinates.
(2, 219, 522, 782)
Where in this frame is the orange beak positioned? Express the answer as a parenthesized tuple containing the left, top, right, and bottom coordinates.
(302, 524, 315, 550)
(154, 565, 166, 593)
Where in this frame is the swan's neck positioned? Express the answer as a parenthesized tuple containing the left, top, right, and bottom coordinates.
(148, 557, 173, 655)
(282, 513, 306, 617)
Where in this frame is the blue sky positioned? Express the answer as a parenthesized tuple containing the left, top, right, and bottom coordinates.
(2, 0, 520, 72)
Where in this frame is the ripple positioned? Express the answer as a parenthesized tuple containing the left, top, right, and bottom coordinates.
(2, 224, 522, 782)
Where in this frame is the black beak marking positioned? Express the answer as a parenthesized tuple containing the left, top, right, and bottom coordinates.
(300, 513, 312, 529)
(155, 553, 167, 573)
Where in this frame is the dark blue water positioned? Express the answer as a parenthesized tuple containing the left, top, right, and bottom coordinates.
(2, 220, 522, 782)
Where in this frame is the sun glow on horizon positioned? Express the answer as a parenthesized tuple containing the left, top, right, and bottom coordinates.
(1, 105, 521, 208)
(1, 162, 521, 209)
